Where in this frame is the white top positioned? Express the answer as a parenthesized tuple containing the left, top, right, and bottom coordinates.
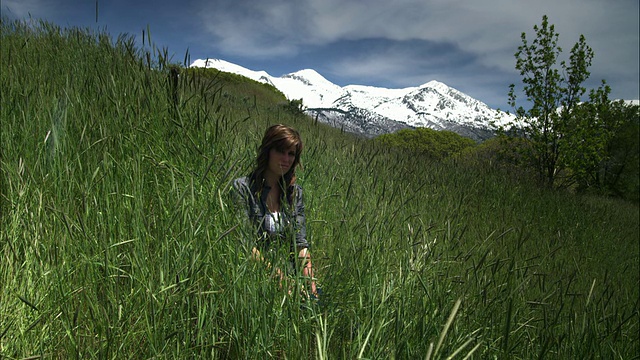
(264, 212, 284, 234)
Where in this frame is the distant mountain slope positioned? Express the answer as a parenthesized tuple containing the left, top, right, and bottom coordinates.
(191, 59, 512, 140)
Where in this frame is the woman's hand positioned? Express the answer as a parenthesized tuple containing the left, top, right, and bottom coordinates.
(298, 247, 318, 297)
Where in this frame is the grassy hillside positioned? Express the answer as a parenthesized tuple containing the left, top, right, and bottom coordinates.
(1, 18, 638, 358)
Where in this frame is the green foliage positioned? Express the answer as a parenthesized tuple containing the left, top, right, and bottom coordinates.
(376, 127, 476, 160)
(504, 15, 638, 201)
(506, 15, 598, 188)
(285, 98, 305, 115)
(578, 100, 640, 201)
(608, 105, 640, 201)
(183, 66, 288, 105)
(457, 135, 537, 181)
(1, 17, 638, 359)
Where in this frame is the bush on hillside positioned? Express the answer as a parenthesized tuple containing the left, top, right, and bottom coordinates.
(596, 104, 639, 201)
(375, 127, 475, 160)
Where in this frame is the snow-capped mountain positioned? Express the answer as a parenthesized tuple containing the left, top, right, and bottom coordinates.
(190, 59, 513, 140)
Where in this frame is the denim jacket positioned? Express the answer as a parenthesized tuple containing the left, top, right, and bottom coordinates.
(232, 176, 308, 253)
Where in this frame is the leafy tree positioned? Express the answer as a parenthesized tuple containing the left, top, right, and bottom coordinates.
(606, 103, 640, 201)
(560, 84, 611, 191)
(506, 15, 607, 188)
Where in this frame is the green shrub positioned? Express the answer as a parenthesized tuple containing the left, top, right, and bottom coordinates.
(376, 127, 476, 160)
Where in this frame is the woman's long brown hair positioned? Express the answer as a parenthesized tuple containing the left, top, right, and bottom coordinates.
(250, 124, 303, 205)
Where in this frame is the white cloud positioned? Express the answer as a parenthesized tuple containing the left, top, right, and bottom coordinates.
(3, 0, 56, 20)
(195, 0, 638, 80)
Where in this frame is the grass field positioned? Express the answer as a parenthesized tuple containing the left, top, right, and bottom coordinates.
(1, 18, 638, 358)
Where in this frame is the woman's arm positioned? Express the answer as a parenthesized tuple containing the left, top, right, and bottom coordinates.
(254, 245, 317, 296)
(298, 247, 317, 296)
(293, 185, 317, 296)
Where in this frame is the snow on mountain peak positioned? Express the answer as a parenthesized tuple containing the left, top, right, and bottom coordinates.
(283, 69, 330, 86)
(272, 70, 342, 108)
(422, 79, 446, 89)
(189, 59, 271, 83)
(190, 58, 512, 140)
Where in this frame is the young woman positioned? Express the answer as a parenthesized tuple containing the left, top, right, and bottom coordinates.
(233, 124, 317, 297)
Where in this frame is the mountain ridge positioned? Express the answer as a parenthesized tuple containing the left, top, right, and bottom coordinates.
(190, 58, 512, 140)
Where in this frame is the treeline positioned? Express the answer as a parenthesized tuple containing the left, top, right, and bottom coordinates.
(372, 103, 638, 202)
(502, 15, 639, 201)
(375, 16, 639, 202)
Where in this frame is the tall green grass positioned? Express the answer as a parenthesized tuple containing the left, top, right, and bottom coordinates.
(2, 18, 638, 358)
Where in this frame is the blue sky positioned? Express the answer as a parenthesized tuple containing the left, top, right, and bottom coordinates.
(4, 0, 638, 109)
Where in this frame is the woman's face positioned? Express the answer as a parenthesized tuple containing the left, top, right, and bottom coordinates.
(267, 145, 297, 178)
